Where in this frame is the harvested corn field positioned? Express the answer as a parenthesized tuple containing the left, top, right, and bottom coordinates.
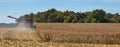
(0, 27, 40, 41)
(0, 23, 120, 47)
(0, 40, 120, 47)
(36, 23, 120, 44)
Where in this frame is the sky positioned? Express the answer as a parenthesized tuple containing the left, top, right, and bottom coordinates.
(0, 0, 120, 23)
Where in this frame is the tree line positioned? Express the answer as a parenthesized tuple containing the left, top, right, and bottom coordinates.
(19, 8, 120, 23)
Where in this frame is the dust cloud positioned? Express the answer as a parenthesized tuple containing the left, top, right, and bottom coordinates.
(0, 19, 40, 41)
(15, 19, 34, 31)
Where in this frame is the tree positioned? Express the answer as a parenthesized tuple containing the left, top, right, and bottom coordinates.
(92, 9, 107, 23)
(64, 16, 72, 23)
(19, 8, 120, 23)
(90, 18, 97, 23)
(71, 16, 78, 23)
(105, 13, 120, 23)
(83, 16, 91, 23)
(47, 14, 56, 23)
(47, 8, 57, 13)
(116, 16, 120, 22)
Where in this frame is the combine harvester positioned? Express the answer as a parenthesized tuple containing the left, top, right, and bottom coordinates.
(7, 16, 35, 30)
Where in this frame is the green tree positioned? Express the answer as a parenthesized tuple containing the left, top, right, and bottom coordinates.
(116, 16, 120, 22)
(47, 14, 56, 23)
(90, 18, 97, 23)
(19, 8, 120, 23)
(92, 9, 107, 23)
(71, 16, 78, 23)
(64, 16, 72, 23)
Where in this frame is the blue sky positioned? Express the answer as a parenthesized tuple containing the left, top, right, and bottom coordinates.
(0, 0, 120, 23)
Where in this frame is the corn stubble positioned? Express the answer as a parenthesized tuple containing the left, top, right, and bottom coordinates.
(0, 27, 40, 41)
(36, 23, 120, 44)
(0, 40, 120, 47)
(0, 23, 120, 47)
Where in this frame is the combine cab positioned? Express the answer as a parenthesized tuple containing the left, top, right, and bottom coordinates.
(7, 16, 35, 29)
